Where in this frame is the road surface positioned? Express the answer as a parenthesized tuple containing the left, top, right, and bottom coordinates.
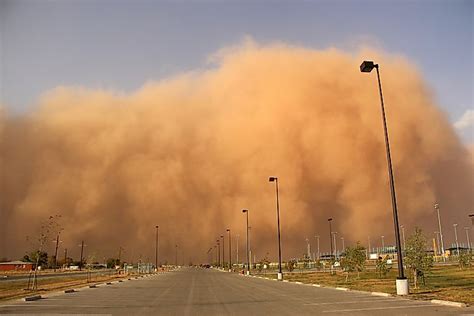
(0, 267, 470, 315)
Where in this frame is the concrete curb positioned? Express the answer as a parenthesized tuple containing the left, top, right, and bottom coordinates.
(24, 295, 41, 301)
(371, 292, 391, 297)
(431, 299, 467, 308)
(335, 287, 349, 291)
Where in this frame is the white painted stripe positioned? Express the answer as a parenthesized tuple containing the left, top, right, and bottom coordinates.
(322, 304, 437, 313)
(304, 298, 396, 305)
(312, 284, 321, 287)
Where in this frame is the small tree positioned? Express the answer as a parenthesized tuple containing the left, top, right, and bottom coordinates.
(458, 251, 472, 269)
(375, 256, 390, 277)
(287, 259, 297, 272)
(404, 227, 434, 289)
(340, 242, 366, 281)
(29, 251, 48, 267)
(106, 258, 120, 268)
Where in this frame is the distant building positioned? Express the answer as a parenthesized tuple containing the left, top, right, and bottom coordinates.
(0, 261, 34, 271)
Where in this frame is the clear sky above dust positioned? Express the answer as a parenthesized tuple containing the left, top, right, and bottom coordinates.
(1, 0, 472, 141)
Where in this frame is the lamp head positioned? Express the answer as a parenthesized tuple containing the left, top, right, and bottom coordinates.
(360, 60, 376, 73)
(242, 209, 248, 213)
(328, 218, 333, 222)
(269, 176, 277, 182)
(226, 229, 230, 232)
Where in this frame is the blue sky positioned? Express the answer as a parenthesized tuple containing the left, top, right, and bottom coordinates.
(1, 0, 472, 141)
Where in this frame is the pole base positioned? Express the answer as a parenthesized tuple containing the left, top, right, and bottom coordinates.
(396, 278, 409, 295)
(246, 271, 250, 276)
(277, 272, 283, 281)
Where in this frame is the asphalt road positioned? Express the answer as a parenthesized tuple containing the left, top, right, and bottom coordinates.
(0, 267, 471, 315)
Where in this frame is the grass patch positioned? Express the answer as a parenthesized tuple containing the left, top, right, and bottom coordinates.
(0, 272, 130, 302)
(256, 265, 473, 304)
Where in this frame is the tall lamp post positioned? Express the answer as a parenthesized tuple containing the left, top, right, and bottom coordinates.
(360, 60, 407, 295)
(242, 209, 250, 275)
(216, 239, 220, 268)
(269, 176, 283, 281)
(155, 225, 159, 271)
(227, 229, 232, 271)
(220, 235, 225, 269)
(465, 227, 471, 251)
(328, 218, 333, 260)
(434, 204, 445, 260)
(315, 235, 320, 260)
(400, 225, 406, 253)
(175, 244, 178, 266)
(453, 224, 460, 256)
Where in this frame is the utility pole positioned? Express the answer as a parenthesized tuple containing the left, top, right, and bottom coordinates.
(79, 241, 85, 271)
(315, 235, 320, 260)
(64, 248, 68, 269)
(53, 233, 60, 271)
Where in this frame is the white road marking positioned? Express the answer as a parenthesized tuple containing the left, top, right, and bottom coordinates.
(322, 304, 439, 313)
(305, 298, 396, 305)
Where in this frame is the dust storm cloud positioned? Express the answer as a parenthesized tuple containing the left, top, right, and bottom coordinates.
(0, 42, 472, 263)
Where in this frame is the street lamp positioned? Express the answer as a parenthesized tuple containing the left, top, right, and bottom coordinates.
(465, 227, 471, 251)
(360, 60, 407, 295)
(220, 235, 225, 269)
(435, 231, 441, 256)
(236, 234, 240, 264)
(315, 235, 320, 260)
(328, 218, 333, 260)
(332, 232, 338, 259)
(381, 235, 385, 251)
(242, 209, 250, 275)
(453, 224, 460, 256)
(341, 237, 345, 254)
(368, 236, 371, 256)
(155, 225, 159, 271)
(214, 245, 217, 266)
(400, 225, 406, 252)
(434, 204, 446, 260)
(305, 238, 311, 259)
(227, 229, 232, 271)
(269, 176, 283, 281)
(216, 239, 220, 268)
(175, 244, 178, 266)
